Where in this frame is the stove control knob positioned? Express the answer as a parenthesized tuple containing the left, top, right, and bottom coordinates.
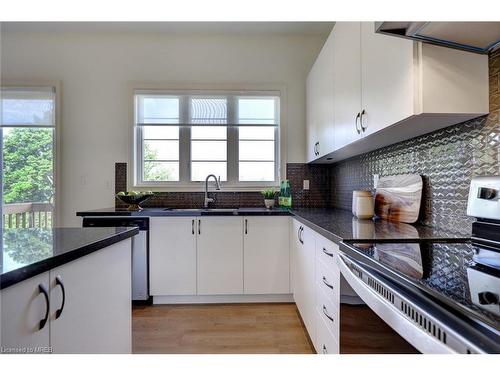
(478, 291, 499, 305)
(477, 187, 497, 200)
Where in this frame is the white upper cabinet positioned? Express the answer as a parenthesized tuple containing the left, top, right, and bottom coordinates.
(308, 22, 489, 163)
(307, 28, 335, 162)
(332, 22, 362, 151)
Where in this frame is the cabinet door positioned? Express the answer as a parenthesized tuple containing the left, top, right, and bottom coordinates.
(49, 240, 132, 353)
(243, 216, 290, 294)
(291, 220, 316, 343)
(150, 217, 197, 295)
(197, 217, 243, 295)
(1, 272, 50, 352)
(333, 22, 362, 150)
(307, 31, 335, 160)
(360, 22, 414, 136)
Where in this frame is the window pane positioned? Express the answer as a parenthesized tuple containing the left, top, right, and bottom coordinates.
(2, 127, 55, 228)
(191, 98, 227, 124)
(191, 162, 227, 181)
(239, 140, 274, 161)
(139, 96, 179, 124)
(143, 126, 179, 140)
(143, 162, 179, 181)
(144, 140, 179, 160)
(191, 126, 227, 140)
(239, 126, 274, 140)
(1, 88, 55, 126)
(238, 98, 276, 125)
(239, 162, 275, 182)
(191, 141, 227, 161)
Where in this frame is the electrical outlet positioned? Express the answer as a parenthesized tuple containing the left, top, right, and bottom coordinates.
(373, 174, 379, 189)
(303, 180, 310, 190)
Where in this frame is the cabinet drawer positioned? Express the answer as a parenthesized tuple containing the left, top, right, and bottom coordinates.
(315, 310, 339, 354)
(315, 256, 339, 306)
(316, 282, 339, 339)
(315, 235, 339, 271)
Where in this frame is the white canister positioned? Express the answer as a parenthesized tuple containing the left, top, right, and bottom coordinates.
(352, 190, 374, 219)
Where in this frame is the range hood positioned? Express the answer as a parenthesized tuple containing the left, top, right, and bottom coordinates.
(375, 22, 500, 54)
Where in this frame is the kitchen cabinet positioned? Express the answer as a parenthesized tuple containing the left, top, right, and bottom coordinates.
(197, 217, 244, 295)
(1, 240, 132, 354)
(306, 29, 335, 162)
(308, 22, 488, 163)
(243, 216, 290, 294)
(1, 272, 51, 352)
(291, 219, 316, 343)
(49, 240, 132, 353)
(150, 217, 197, 295)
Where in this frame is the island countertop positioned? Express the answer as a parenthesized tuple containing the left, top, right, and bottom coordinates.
(0, 227, 139, 290)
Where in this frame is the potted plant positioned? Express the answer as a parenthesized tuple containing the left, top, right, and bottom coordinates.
(261, 188, 276, 209)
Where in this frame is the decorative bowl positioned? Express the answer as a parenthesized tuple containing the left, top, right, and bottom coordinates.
(116, 191, 154, 210)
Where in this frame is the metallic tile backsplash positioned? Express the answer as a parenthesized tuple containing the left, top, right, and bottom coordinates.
(330, 50, 500, 234)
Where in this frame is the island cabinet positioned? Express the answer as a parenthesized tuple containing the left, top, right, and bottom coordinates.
(1, 240, 132, 354)
(149, 216, 290, 300)
(308, 21, 489, 163)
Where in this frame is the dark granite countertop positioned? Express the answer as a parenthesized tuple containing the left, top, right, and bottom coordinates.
(0, 227, 139, 290)
(77, 207, 470, 243)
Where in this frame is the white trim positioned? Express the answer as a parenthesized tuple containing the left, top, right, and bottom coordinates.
(153, 294, 294, 304)
(0, 79, 61, 227)
(127, 82, 287, 192)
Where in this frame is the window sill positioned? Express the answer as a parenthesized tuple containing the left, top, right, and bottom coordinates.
(130, 183, 279, 193)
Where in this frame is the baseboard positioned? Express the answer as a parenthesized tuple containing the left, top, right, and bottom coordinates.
(153, 294, 294, 304)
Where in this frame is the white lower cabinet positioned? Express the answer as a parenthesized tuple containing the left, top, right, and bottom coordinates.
(197, 217, 244, 295)
(150, 217, 197, 295)
(244, 216, 290, 294)
(291, 219, 341, 354)
(1, 272, 51, 352)
(1, 240, 132, 354)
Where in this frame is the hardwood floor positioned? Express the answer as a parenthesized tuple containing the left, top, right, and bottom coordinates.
(132, 303, 315, 354)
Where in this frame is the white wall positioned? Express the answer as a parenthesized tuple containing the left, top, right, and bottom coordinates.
(1, 31, 324, 226)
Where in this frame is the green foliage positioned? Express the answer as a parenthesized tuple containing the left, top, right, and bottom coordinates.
(3, 128, 54, 204)
(4, 229, 53, 265)
(143, 142, 174, 181)
(261, 188, 276, 199)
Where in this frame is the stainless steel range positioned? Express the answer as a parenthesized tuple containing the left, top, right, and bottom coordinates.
(337, 176, 500, 354)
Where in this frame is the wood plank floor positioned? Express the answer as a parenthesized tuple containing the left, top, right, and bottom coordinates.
(132, 303, 315, 354)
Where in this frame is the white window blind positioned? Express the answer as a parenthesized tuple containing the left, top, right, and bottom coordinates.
(134, 90, 280, 187)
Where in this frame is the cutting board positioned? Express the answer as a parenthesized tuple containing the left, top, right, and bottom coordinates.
(374, 174, 423, 223)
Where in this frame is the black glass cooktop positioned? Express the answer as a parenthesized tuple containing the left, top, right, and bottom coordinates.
(343, 241, 500, 333)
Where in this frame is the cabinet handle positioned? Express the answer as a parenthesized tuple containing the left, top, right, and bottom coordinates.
(297, 226, 301, 241)
(245, 219, 248, 234)
(322, 305, 334, 322)
(355, 112, 361, 134)
(38, 284, 49, 330)
(299, 227, 304, 244)
(316, 142, 320, 156)
(55, 275, 66, 319)
(322, 247, 334, 257)
(360, 109, 367, 132)
(322, 344, 328, 354)
(322, 276, 334, 289)
(198, 219, 201, 235)
(192, 219, 195, 235)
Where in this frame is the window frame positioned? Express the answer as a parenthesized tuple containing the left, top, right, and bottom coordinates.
(0, 80, 61, 226)
(131, 84, 285, 191)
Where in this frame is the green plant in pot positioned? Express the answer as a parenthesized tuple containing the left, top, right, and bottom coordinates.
(261, 188, 276, 209)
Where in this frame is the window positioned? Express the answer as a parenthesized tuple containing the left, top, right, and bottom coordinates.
(1, 86, 57, 228)
(134, 90, 280, 188)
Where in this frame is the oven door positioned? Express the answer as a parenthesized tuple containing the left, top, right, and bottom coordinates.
(337, 252, 483, 354)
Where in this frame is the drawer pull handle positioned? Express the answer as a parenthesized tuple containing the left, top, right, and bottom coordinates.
(322, 344, 328, 354)
(322, 247, 334, 257)
(55, 275, 66, 319)
(38, 284, 49, 330)
(322, 276, 333, 289)
(192, 219, 195, 235)
(322, 305, 334, 322)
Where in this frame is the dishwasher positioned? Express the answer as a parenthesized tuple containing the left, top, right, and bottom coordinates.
(82, 217, 150, 304)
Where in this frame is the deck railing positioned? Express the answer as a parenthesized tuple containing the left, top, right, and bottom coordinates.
(2, 202, 54, 229)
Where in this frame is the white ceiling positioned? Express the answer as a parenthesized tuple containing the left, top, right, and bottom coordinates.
(1, 22, 334, 36)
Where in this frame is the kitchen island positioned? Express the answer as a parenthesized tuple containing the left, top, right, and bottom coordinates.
(1, 226, 138, 354)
